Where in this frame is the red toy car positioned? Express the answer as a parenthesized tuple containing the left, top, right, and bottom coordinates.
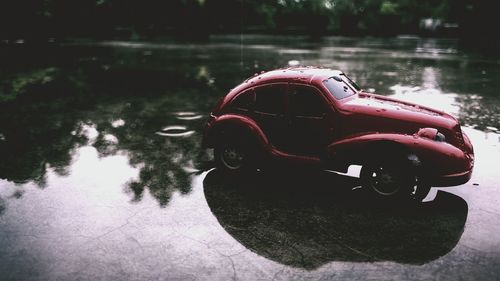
(203, 67, 474, 201)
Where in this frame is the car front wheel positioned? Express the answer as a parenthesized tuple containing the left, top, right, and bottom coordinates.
(360, 157, 429, 203)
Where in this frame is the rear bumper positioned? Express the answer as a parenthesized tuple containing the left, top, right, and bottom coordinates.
(201, 114, 217, 148)
(431, 167, 473, 187)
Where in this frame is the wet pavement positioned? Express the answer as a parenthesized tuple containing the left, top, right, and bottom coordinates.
(0, 35, 500, 280)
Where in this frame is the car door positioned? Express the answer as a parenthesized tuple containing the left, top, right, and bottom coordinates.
(287, 83, 333, 156)
(253, 83, 289, 151)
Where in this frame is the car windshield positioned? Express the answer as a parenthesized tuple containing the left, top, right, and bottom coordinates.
(323, 73, 360, 100)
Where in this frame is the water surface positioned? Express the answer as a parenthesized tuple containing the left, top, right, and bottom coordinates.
(0, 35, 499, 280)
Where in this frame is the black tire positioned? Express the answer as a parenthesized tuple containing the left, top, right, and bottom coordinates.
(360, 155, 417, 202)
(214, 137, 254, 173)
(412, 182, 432, 202)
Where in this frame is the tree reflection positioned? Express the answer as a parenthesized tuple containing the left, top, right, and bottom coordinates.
(86, 97, 213, 207)
(0, 64, 219, 207)
(0, 101, 88, 185)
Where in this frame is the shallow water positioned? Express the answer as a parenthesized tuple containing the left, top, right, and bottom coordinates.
(0, 35, 499, 280)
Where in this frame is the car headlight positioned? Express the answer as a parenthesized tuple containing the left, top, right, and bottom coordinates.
(416, 128, 446, 142)
(435, 132, 446, 142)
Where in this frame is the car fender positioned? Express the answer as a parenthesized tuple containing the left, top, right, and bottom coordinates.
(206, 114, 271, 151)
(327, 132, 469, 174)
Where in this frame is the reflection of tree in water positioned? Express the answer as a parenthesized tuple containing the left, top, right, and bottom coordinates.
(0, 90, 216, 206)
(88, 96, 213, 207)
(0, 44, 233, 207)
(0, 101, 88, 186)
(455, 94, 500, 133)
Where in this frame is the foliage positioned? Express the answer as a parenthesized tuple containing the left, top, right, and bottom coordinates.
(0, 68, 58, 102)
(0, 0, 495, 39)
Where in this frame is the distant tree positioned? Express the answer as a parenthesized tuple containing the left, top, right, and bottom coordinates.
(0, 0, 498, 44)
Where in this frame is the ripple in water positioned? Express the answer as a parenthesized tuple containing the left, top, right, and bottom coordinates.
(174, 112, 204, 121)
(156, 125, 195, 137)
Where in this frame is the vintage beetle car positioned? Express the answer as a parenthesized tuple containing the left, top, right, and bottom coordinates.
(202, 67, 474, 201)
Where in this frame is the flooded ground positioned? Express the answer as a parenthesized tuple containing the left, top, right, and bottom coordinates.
(0, 35, 499, 280)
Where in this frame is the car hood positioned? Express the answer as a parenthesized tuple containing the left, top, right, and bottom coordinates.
(339, 93, 459, 135)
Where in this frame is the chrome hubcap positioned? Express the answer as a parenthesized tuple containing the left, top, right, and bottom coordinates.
(220, 147, 244, 170)
(368, 166, 401, 196)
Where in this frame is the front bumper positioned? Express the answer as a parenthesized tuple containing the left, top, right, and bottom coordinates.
(431, 131, 474, 187)
(431, 166, 473, 187)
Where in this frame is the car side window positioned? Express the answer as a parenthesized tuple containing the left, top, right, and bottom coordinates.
(231, 89, 255, 111)
(290, 85, 327, 118)
(323, 76, 357, 100)
(254, 84, 286, 114)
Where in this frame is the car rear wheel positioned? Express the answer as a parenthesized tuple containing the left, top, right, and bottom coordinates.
(215, 138, 253, 173)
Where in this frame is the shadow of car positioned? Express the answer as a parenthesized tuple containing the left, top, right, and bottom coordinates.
(203, 169, 468, 269)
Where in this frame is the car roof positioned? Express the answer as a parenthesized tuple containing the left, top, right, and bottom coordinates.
(244, 66, 343, 86)
(223, 67, 343, 103)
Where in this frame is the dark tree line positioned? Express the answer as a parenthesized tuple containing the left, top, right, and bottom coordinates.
(0, 0, 498, 46)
